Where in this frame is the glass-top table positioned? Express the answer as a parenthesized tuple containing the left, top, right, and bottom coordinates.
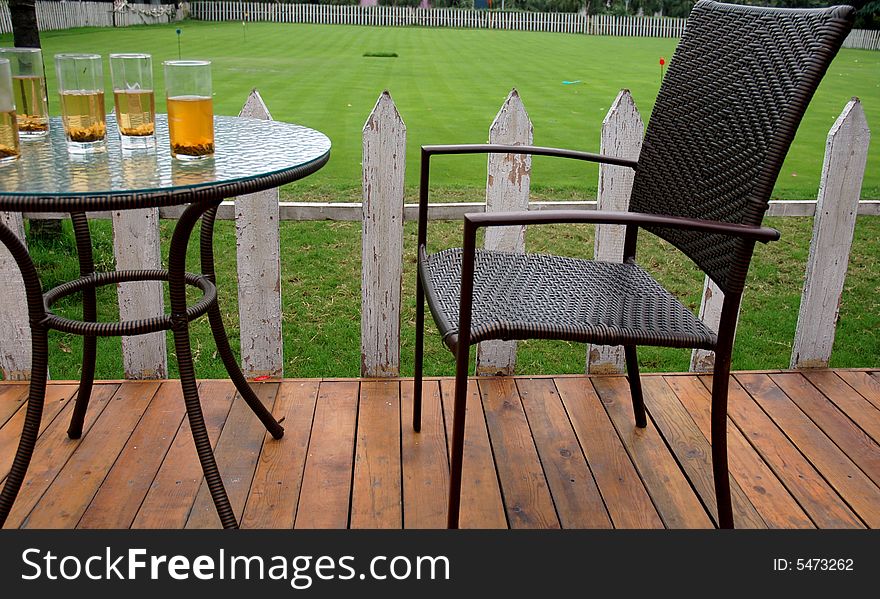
(0, 114, 331, 211)
(0, 115, 331, 529)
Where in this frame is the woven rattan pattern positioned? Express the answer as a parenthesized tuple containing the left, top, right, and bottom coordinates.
(629, 1, 854, 295)
(422, 248, 717, 350)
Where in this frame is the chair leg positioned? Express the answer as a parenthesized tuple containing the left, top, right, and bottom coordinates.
(710, 355, 734, 529)
(624, 345, 647, 428)
(413, 275, 426, 432)
(447, 342, 469, 530)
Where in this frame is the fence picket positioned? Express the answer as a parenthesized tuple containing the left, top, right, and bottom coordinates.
(791, 99, 870, 368)
(236, 90, 284, 378)
(588, 90, 643, 375)
(361, 92, 406, 377)
(476, 89, 533, 376)
(0, 212, 32, 380)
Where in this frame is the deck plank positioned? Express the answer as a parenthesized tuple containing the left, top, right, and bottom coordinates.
(439, 379, 507, 529)
(2, 370, 877, 530)
(0, 384, 28, 429)
(666, 375, 813, 529)
(836, 370, 880, 413)
(592, 376, 713, 529)
(241, 380, 320, 529)
(517, 377, 612, 529)
(22, 382, 160, 529)
(799, 371, 880, 445)
(478, 377, 560, 529)
(0, 384, 79, 483)
(771, 372, 880, 487)
(641, 376, 766, 529)
(2, 383, 119, 529)
(78, 381, 187, 528)
(294, 380, 359, 529)
(720, 376, 863, 529)
(351, 380, 402, 529)
(131, 380, 236, 529)
(185, 382, 279, 529)
(555, 377, 664, 529)
(400, 379, 449, 529)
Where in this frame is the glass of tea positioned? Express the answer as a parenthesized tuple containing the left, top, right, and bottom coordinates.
(110, 53, 155, 151)
(0, 47, 49, 139)
(0, 58, 21, 164)
(163, 60, 214, 160)
(54, 53, 107, 153)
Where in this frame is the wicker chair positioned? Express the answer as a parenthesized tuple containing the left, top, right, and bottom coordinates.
(412, 1, 854, 529)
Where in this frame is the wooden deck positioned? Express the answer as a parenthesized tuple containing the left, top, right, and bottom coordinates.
(1, 369, 878, 529)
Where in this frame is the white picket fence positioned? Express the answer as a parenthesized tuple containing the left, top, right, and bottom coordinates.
(0, 88, 873, 381)
(0, 0, 178, 34)
(189, 2, 879, 50)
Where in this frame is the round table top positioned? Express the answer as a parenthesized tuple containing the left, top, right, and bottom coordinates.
(0, 114, 331, 213)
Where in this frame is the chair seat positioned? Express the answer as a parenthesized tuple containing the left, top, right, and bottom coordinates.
(421, 248, 717, 351)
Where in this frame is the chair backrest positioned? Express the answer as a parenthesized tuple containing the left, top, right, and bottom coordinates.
(629, 0, 854, 295)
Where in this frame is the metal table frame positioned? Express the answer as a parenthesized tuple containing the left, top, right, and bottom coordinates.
(0, 116, 330, 529)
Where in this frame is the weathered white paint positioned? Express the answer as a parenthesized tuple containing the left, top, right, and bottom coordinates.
(0, 211, 32, 380)
(476, 89, 533, 376)
(791, 99, 870, 369)
(361, 91, 405, 377)
(690, 276, 723, 372)
(587, 89, 643, 375)
(112, 208, 168, 379)
(22, 199, 880, 224)
(236, 89, 283, 378)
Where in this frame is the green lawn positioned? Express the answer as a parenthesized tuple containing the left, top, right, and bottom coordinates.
(2, 20, 878, 199)
(2, 21, 878, 380)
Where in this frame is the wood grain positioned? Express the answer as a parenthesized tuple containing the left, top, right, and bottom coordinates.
(22, 382, 159, 528)
(556, 376, 663, 528)
(667, 374, 813, 528)
(737, 373, 879, 527)
(593, 376, 713, 529)
(185, 382, 279, 529)
(641, 376, 766, 528)
(478, 377, 559, 529)
(836, 370, 880, 413)
(400, 379, 448, 529)
(241, 380, 319, 529)
(131, 380, 235, 529)
(518, 377, 612, 528)
(295, 381, 359, 529)
(78, 381, 186, 528)
(439, 378, 506, 529)
(800, 370, 880, 445)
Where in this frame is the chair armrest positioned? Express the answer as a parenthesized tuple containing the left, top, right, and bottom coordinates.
(416, 145, 637, 252)
(463, 209, 781, 243)
(422, 144, 638, 170)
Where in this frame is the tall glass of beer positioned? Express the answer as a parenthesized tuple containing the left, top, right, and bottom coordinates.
(110, 53, 155, 151)
(163, 60, 213, 160)
(0, 47, 49, 139)
(0, 58, 21, 163)
(54, 53, 107, 153)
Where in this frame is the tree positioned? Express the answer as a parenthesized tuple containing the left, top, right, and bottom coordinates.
(9, 1, 60, 239)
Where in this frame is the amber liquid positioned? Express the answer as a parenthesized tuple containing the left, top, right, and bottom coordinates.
(12, 75, 49, 135)
(0, 110, 21, 161)
(167, 95, 214, 158)
(114, 89, 155, 136)
(59, 90, 106, 143)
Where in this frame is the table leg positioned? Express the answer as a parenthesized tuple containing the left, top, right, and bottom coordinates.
(67, 212, 97, 440)
(0, 221, 49, 529)
(199, 206, 284, 440)
(170, 202, 237, 529)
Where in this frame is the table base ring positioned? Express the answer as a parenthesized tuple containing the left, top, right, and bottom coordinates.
(42, 269, 217, 337)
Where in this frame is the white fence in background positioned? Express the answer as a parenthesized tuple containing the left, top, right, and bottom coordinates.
(0, 89, 873, 381)
(0, 1, 178, 34)
(189, 2, 878, 50)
